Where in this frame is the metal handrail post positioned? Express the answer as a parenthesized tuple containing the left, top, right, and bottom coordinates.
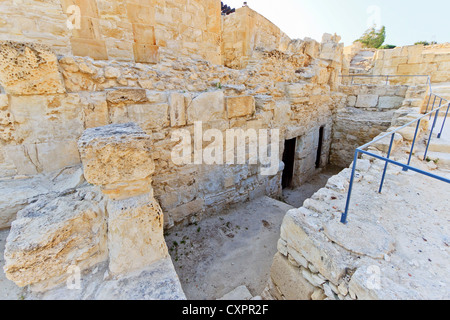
(379, 134, 396, 193)
(359, 149, 450, 184)
(431, 98, 442, 120)
(339, 74, 450, 225)
(437, 103, 450, 139)
(340, 150, 359, 224)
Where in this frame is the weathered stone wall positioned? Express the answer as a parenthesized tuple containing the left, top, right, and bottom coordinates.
(371, 44, 450, 83)
(330, 83, 426, 167)
(0, 0, 72, 55)
(3, 123, 171, 291)
(222, 6, 291, 69)
(0, 37, 344, 230)
(0, 0, 222, 64)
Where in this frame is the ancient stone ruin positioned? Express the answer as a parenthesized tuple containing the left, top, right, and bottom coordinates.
(0, 0, 449, 300)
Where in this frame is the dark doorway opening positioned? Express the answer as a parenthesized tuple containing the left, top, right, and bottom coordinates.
(316, 126, 325, 169)
(282, 138, 296, 189)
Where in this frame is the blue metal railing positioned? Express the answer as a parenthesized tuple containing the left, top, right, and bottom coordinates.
(339, 75, 450, 224)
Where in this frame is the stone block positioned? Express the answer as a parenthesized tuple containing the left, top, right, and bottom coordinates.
(347, 96, 357, 107)
(132, 24, 156, 45)
(9, 94, 84, 144)
(105, 39, 135, 62)
(218, 285, 253, 300)
(355, 94, 379, 109)
(79, 91, 109, 128)
(60, 0, 100, 18)
(274, 101, 292, 124)
(35, 140, 81, 173)
(72, 16, 102, 40)
(94, 257, 186, 300)
(126, 2, 155, 25)
(3, 188, 108, 290)
(323, 218, 395, 259)
(431, 71, 450, 83)
(0, 42, 65, 95)
(187, 91, 225, 124)
(286, 83, 311, 98)
(77, 123, 155, 186)
(407, 45, 424, 64)
(107, 193, 168, 275)
(3, 144, 40, 175)
(0, 180, 46, 230)
(169, 92, 187, 127)
(371, 132, 403, 153)
(226, 95, 255, 118)
(397, 63, 423, 75)
(167, 198, 205, 223)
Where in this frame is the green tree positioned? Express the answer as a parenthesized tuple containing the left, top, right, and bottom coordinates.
(355, 25, 386, 49)
(379, 44, 396, 49)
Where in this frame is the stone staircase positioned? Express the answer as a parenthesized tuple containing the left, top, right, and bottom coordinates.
(349, 50, 375, 74)
(420, 82, 450, 116)
(425, 83, 450, 168)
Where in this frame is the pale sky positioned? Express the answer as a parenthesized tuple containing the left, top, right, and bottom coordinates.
(224, 0, 450, 46)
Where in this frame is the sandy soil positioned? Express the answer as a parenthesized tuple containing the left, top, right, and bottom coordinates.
(0, 165, 349, 300)
(165, 166, 341, 300)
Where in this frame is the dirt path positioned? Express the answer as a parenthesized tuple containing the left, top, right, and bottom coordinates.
(0, 229, 26, 300)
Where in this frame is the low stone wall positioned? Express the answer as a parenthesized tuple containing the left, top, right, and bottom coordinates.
(3, 123, 171, 292)
(371, 44, 450, 83)
(222, 6, 291, 69)
(265, 143, 450, 300)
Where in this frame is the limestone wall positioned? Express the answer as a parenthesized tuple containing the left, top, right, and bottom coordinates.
(371, 44, 450, 83)
(222, 6, 291, 69)
(0, 0, 72, 55)
(0, 0, 222, 64)
(0, 37, 344, 230)
(265, 101, 449, 300)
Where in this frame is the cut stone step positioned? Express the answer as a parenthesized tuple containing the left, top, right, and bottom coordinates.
(217, 285, 253, 300)
(426, 152, 450, 169)
(428, 139, 450, 153)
